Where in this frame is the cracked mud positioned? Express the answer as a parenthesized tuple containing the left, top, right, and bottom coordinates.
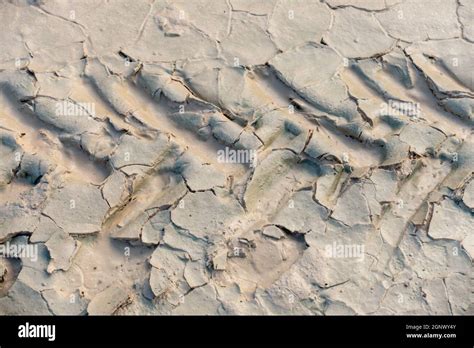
(0, 0, 472, 315)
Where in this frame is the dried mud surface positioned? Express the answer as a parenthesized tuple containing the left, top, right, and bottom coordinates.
(0, 0, 472, 315)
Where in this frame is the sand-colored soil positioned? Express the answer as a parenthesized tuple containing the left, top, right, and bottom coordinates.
(0, 0, 472, 315)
